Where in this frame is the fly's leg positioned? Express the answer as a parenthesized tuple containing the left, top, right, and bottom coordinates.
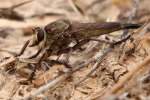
(19, 63, 36, 85)
(38, 49, 72, 70)
(65, 49, 72, 64)
(27, 63, 36, 81)
(58, 36, 118, 54)
(56, 50, 72, 68)
(28, 47, 43, 59)
(57, 39, 90, 54)
(16, 40, 30, 56)
(0, 40, 30, 57)
(46, 59, 71, 69)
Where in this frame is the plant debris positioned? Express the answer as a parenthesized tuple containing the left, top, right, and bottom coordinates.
(0, 0, 150, 100)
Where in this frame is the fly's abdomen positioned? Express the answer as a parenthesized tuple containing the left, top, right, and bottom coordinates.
(71, 22, 141, 38)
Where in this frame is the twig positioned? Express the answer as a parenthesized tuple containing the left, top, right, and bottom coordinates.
(68, 0, 84, 16)
(71, 35, 130, 74)
(21, 71, 72, 100)
(0, 0, 33, 21)
(75, 46, 112, 86)
(85, 0, 104, 10)
(10, 0, 34, 10)
(75, 35, 131, 86)
(105, 55, 150, 95)
(121, 0, 139, 37)
(91, 22, 150, 100)
(20, 56, 98, 99)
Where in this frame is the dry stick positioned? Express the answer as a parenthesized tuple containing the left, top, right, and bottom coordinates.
(75, 35, 131, 86)
(68, 0, 84, 16)
(105, 55, 150, 95)
(0, 0, 33, 10)
(105, 23, 150, 94)
(20, 54, 101, 99)
(85, 0, 110, 12)
(21, 57, 97, 99)
(71, 39, 127, 73)
(21, 71, 72, 100)
(85, 0, 104, 10)
(76, 0, 141, 98)
(121, 0, 139, 37)
(68, 0, 93, 21)
(20, 39, 123, 99)
(75, 46, 112, 86)
(90, 22, 149, 99)
(90, 23, 150, 100)
(72, 34, 130, 73)
(10, 0, 34, 10)
(0, 0, 34, 21)
(21, 64, 86, 99)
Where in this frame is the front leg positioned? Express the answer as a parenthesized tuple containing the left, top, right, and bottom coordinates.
(28, 47, 43, 59)
(19, 47, 51, 64)
(57, 37, 115, 55)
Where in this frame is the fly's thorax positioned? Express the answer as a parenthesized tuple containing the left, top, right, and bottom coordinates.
(43, 19, 72, 49)
(44, 19, 70, 32)
(44, 19, 71, 39)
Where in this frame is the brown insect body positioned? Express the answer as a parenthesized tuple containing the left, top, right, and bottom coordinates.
(68, 22, 139, 39)
(29, 19, 141, 58)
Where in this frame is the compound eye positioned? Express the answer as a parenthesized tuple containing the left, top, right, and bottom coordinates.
(29, 27, 45, 47)
(34, 27, 45, 42)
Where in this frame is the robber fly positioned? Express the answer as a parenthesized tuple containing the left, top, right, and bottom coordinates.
(28, 19, 141, 61)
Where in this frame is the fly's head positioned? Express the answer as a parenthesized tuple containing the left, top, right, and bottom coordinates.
(29, 20, 70, 48)
(29, 27, 45, 47)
